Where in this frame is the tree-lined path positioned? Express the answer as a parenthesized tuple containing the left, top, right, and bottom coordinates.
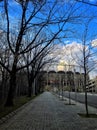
(0, 92, 97, 130)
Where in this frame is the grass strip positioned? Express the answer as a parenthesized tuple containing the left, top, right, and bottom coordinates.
(78, 113, 97, 118)
(0, 95, 36, 119)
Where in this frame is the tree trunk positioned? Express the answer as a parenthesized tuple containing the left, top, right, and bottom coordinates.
(85, 90, 88, 116)
(28, 71, 34, 97)
(5, 71, 16, 106)
(5, 55, 17, 107)
(28, 69, 36, 97)
(84, 84, 89, 116)
(69, 90, 71, 104)
(0, 71, 5, 100)
(84, 71, 89, 116)
(28, 78, 32, 97)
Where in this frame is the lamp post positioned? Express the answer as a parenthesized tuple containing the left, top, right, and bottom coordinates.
(65, 65, 67, 89)
(62, 79, 64, 100)
(74, 67, 77, 102)
(47, 70, 48, 87)
(59, 73, 61, 98)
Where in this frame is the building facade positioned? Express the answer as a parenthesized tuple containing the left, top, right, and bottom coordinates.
(40, 70, 86, 92)
(86, 77, 97, 93)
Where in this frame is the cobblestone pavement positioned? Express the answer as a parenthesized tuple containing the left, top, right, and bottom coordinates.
(0, 92, 97, 130)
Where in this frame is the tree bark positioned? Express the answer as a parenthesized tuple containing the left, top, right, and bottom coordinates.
(27, 70, 34, 97)
(85, 89, 88, 116)
(5, 55, 17, 106)
(84, 69, 89, 116)
(5, 71, 16, 106)
(28, 78, 32, 97)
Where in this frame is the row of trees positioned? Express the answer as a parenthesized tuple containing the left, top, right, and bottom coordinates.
(0, 0, 66, 106)
(0, 29, 57, 102)
(0, 0, 97, 118)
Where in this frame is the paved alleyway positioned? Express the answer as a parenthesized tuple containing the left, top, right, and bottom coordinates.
(0, 92, 97, 130)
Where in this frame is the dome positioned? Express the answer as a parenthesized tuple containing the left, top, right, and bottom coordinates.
(57, 60, 67, 71)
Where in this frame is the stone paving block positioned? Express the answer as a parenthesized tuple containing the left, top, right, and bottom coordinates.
(0, 92, 97, 130)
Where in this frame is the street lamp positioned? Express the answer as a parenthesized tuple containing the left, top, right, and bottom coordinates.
(74, 67, 77, 102)
(47, 70, 48, 87)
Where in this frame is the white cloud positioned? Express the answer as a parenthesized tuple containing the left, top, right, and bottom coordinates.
(50, 42, 83, 66)
(50, 42, 94, 74)
(91, 39, 97, 47)
(45, 41, 97, 79)
(48, 42, 83, 72)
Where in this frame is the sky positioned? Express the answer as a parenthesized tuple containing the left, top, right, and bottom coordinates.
(1, 0, 97, 79)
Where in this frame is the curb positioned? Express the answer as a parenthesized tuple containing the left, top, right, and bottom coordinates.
(0, 97, 35, 125)
(54, 92, 97, 114)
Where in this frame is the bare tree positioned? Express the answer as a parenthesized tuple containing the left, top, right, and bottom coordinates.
(71, 19, 97, 116)
(0, 0, 89, 106)
(24, 42, 56, 97)
(0, 32, 10, 100)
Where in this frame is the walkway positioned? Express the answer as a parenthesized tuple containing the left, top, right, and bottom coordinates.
(0, 92, 97, 130)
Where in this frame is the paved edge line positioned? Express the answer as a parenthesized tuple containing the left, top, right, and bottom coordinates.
(0, 95, 40, 125)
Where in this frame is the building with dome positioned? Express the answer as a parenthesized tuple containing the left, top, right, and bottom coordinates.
(39, 67, 86, 92)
